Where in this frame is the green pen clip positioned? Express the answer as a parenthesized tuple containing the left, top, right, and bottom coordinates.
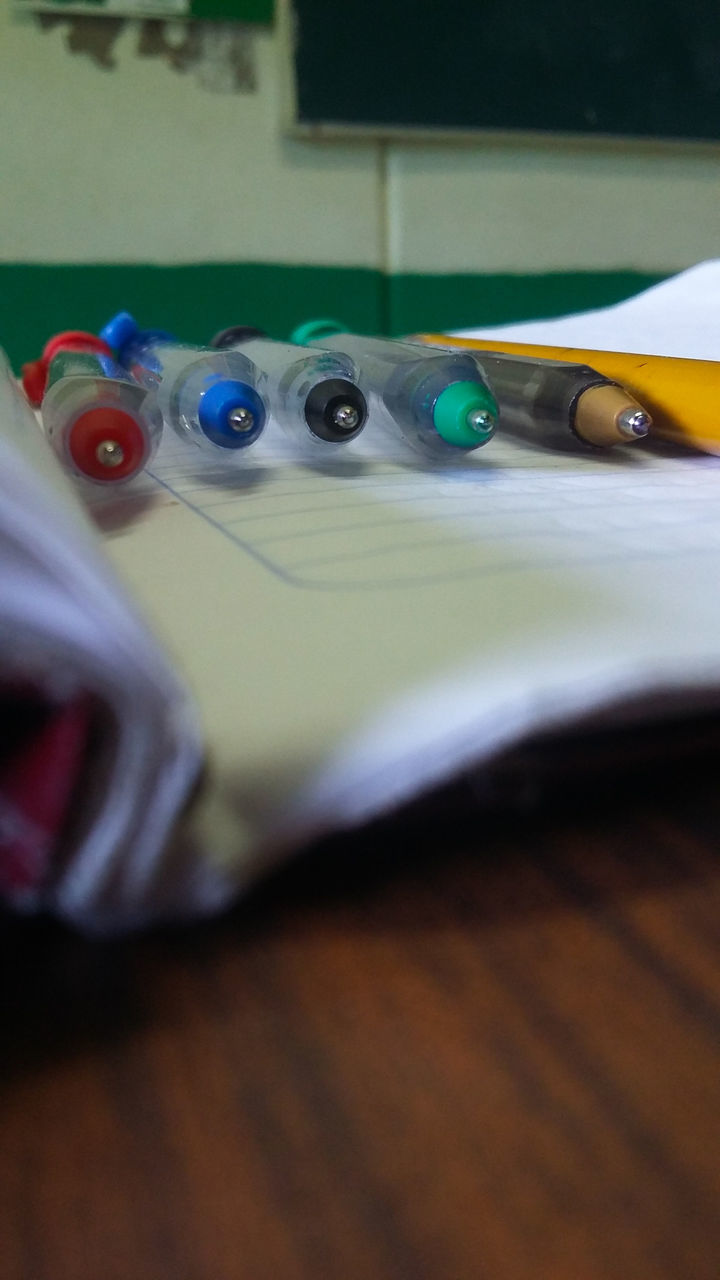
(290, 318, 348, 345)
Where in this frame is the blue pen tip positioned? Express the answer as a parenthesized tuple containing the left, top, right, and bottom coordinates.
(197, 379, 266, 449)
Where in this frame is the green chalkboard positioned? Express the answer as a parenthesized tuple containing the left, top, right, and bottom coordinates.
(290, 0, 720, 140)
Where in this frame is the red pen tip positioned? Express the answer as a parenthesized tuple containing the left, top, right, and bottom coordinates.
(68, 407, 148, 482)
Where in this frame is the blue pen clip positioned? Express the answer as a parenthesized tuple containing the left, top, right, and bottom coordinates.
(101, 311, 176, 363)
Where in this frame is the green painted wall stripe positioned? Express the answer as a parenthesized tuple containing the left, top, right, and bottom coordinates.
(0, 263, 667, 370)
(0, 263, 384, 369)
(387, 271, 667, 336)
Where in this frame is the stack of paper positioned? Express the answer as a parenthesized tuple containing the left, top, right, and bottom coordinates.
(3, 262, 720, 932)
(0, 353, 231, 930)
(459, 258, 720, 359)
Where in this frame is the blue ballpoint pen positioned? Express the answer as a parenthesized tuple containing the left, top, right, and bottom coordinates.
(102, 312, 268, 455)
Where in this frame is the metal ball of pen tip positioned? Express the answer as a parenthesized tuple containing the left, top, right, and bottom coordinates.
(331, 402, 360, 432)
(227, 406, 256, 434)
(617, 407, 651, 440)
(95, 439, 125, 468)
(467, 408, 495, 435)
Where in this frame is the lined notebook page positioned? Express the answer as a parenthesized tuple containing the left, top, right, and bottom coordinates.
(89, 420, 720, 885)
(93, 430, 720, 589)
(153, 435, 720, 585)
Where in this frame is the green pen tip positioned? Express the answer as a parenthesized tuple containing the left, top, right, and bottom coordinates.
(432, 380, 498, 448)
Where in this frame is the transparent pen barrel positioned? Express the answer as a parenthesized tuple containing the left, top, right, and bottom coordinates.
(128, 343, 267, 453)
(310, 333, 446, 391)
(462, 352, 605, 442)
(239, 340, 366, 446)
(309, 333, 495, 457)
(42, 358, 163, 483)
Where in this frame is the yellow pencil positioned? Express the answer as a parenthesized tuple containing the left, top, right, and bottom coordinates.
(417, 334, 720, 455)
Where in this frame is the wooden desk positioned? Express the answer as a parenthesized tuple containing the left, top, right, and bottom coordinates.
(2, 758, 720, 1280)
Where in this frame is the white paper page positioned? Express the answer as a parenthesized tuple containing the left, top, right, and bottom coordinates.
(0, 353, 220, 930)
(454, 259, 720, 359)
(95, 333, 720, 894)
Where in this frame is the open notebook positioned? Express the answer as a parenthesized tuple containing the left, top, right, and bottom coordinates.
(3, 262, 720, 931)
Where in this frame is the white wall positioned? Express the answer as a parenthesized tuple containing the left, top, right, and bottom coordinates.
(2, 1, 719, 276)
(387, 144, 720, 274)
(0, 4, 382, 265)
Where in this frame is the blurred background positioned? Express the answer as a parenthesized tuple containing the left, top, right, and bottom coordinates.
(2, 0, 719, 367)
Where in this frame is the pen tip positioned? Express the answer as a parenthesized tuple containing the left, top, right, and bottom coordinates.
(68, 407, 147, 481)
(304, 379, 367, 442)
(466, 408, 495, 436)
(96, 439, 126, 468)
(331, 402, 361, 432)
(574, 385, 652, 448)
(227, 406, 256, 434)
(617, 407, 651, 440)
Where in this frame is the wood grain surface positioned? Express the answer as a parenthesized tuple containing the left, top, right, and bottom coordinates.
(2, 754, 720, 1280)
